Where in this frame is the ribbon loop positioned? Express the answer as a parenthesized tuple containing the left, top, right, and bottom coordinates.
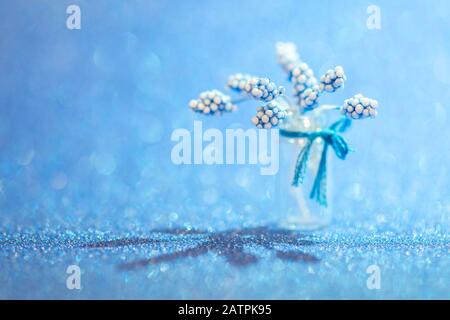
(327, 132, 349, 160)
(280, 117, 351, 207)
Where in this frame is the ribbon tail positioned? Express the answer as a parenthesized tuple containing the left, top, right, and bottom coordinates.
(292, 140, 312, 187)
(310, 143, 329, 207)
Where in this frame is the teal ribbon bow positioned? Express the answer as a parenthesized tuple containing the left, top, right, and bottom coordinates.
(279, 117, 352, 207)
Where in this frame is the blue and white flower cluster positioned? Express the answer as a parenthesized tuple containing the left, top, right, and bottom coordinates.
(228, 75, 285, 103)
(189, 41, 378, 131)
(246, 77, 285, 102)
(276, 43, 348, 111)
(276, 43, 322, 110)
(340, 94, 379, 119)
(189, 90, 236, 115)
(288, 64, 347, 110)
(289, 63, 319, 106)
(227, 73, 287, 127)
(319, 66, 346, 93)
(299, 85, 321, 111)
(251, 101, 288, 129)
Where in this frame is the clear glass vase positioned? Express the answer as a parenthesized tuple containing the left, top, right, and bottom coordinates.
(276, 107, 334, 231)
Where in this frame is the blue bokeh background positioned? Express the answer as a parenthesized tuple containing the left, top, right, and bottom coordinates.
(0, 0, 449, 299)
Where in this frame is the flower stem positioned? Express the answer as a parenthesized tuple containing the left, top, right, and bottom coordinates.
(231, 97, 252, 105)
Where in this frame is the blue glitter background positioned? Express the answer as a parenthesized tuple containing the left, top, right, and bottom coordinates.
(0, 0, 449, 299)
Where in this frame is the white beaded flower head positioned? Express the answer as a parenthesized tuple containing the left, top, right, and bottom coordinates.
(300, 85, 321, 111)
(251, 101, 287, 129)
(289, 63, 318, 105)
(340, 94, 378, 119)
(189, 90, 236, 115)
(276, 41, 301, 72)
(227, 73, 252, 93)
(319, 66, 346, 93)
(244, 77, 285, 102)
(227, 74, 285, 103)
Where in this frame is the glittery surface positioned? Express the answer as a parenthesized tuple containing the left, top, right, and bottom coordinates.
(0, 0, 449, 299)
(1, 226, 449, 299)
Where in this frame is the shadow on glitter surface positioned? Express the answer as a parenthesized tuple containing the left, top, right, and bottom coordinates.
(80, 227, 320, 270)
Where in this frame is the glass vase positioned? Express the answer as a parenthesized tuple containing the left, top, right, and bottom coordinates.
(276, 107, 335, 231)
